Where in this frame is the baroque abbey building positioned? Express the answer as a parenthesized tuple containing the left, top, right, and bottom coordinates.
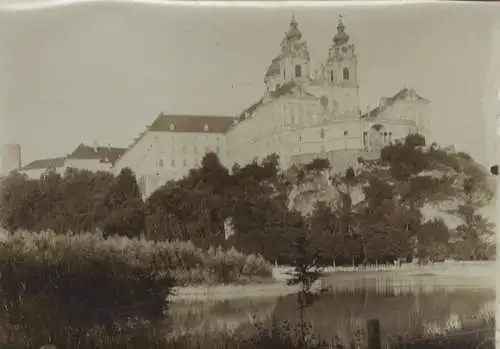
(19, 16, 431, 198)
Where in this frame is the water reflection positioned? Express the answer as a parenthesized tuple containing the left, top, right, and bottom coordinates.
(166, 279, 494, 345)
(273, 287, 493, 346)
(166, 297, 277, 338)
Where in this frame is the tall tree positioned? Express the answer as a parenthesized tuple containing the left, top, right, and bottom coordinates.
(0, 172, 40, 232)
(102, 167, 145, 238)
(452, 177, 495, 260)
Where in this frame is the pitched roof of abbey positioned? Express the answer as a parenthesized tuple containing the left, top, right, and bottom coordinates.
(149, 114, 233, 134)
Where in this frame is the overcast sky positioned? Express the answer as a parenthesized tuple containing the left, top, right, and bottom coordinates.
(1, 1, 499, 171)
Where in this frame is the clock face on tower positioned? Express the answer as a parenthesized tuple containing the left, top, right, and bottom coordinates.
(341, 46, 348, 53)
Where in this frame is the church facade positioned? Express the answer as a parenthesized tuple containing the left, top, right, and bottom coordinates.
(113, 16, 431, 197)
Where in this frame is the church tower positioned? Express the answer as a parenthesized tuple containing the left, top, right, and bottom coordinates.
(322, 15, 359, 117)
(264, 14, 311, 95)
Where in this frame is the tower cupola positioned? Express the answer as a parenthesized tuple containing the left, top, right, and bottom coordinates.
(263, 12, 311, 95)
(333, 15, 350, 46)
(285, 14, 302, 41)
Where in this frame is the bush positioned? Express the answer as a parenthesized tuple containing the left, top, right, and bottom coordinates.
(0, 230, 273, 348)
(0, 230, 174, 348)
(2, 320, 337, 349)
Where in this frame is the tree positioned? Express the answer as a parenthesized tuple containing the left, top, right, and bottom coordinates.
(452, 177, 495, 260)
(226, 155, 303, 263)
(145, 153, 230, 247)
(308, 202, 343, 265)
(102, 167, 145, 238)
(0, 172, 40, 232)
(286, 235, 328, 347)
(356, 177, 419, 264)
(0, 168, 116, 234)
(416, 218, 451, 263)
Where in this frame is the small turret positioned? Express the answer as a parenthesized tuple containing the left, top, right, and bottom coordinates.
(333, 14, 350, 46)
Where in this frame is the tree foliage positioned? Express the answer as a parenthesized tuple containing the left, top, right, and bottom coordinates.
(0, 134, 495, 264)
(0, 167, 143, 238)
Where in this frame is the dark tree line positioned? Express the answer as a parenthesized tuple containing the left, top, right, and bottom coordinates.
(0, 134, 495, 264)
(0, 167, 145, 238)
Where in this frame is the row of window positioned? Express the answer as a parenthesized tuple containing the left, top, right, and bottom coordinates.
(283, 65, 350, 82)
(155, 145, 220, 169)
(298, 129, 350, 143)
(162, 145, 221, 154)
(157, 158, 188, 168)
(168, 124, 213, 132)
(328, 68, 350, 82)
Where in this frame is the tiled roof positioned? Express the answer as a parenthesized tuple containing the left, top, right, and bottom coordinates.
(20, 157, 66, 171)
(68, 144, 127, 164)
(149, 114, 233, 134)
(361, 88, 428, 119)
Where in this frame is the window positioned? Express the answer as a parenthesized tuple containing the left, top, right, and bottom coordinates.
(295, 65, 302, 78)
(321, 146, 325, 153)
(344, 131, 348, 136)
(169, 124, 175, 131)
(320, 128, 325, 139)
(171, 159, 175, 167)
(330, 71, 334, 82)
(183, 159, 187, 167)
(158, 159, 164, 168)
(204, 124, 209, 132)
(299, 135, 302, 143)
(283, 69, 286, 80)
(194, 145, 198, 153)
(216, 146, 220, 153)
(343, 67, 350, 81)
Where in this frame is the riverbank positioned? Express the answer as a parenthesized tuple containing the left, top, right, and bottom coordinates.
(169, 279, 297, 302)
(170, 261, 495, 302)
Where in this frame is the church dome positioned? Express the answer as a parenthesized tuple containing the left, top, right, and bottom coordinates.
(265, 59, 281, 77)
(333, 19, 349, 45)
(285, 16, 302, 41)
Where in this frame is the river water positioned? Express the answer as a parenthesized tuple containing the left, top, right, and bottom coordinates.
(166, 262, 496, 346)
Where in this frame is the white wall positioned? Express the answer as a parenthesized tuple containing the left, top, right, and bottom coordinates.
(115, 130, 227, 197)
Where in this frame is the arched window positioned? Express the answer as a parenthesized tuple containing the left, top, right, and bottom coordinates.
(343, 67, 350, 81)
(295, 65, 302, 78)
(330, 71, 334, 82)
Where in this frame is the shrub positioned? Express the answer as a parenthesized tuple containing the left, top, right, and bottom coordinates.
(0, 230, 175, 348)
(0, 230, 273, 348)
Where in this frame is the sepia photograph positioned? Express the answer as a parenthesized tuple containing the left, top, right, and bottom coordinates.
(0, 1, 498, 348)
